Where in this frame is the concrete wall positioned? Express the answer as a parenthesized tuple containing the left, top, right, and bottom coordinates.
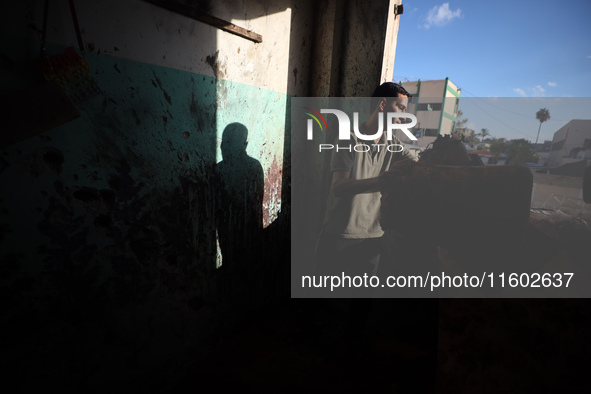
(338, 0, 393, 96)
(401, 79, 460, 144)
(308, 0, 401, 97)
(418, 110, 442, 129)
(548, 120, 591, 167)
(380, 0, 402, 83)
(0, 0, 313, 389)
(415, 80, 445, 103)
(1, 0, 403, 389)
(402, 80, 419, 94)
(443, 82, 459, 115)
(291, 0, 404, 284)
(414, 135, 437, 148)
(440, 116, 454, 136)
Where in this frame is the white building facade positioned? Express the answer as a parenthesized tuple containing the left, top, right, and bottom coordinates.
(548, 120, 591, 167)
(400, 78, 461, 148)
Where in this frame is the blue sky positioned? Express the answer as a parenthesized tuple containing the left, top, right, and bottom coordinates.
(393, 0, 591, 141)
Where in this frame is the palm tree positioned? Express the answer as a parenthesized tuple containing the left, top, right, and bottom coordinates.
(535, 108, 550, 144)
(479, 128, 490, 141)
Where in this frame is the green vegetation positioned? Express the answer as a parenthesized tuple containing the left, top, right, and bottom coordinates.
(535, 108, 550, 144)
(478, 128, 490, 141)
(489, 138, 508, 155)
(506, 139, 538, 166)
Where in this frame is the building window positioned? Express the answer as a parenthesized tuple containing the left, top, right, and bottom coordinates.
(424, 128, 439, 137)
(417, 103, 442, 111)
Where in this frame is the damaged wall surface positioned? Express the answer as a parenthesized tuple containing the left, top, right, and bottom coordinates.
(0, 0, 401, 391)
(0, 0, 315, 389)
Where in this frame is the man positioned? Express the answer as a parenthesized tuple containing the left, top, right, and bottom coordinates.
(315, 82, 416, 284)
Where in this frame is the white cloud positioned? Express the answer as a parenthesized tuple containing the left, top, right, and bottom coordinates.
(532, 85, 545, 96)
(547, 81, 557, 87)
(422, 3, 462, 29)
(513, 88, 527, 97)
(587, 55, 591, 59)
(513, 85, 547, 97)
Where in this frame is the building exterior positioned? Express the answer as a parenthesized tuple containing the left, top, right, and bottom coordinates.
(548, 120, 591, 167)
(535, 120, 591, 217)
(531, 140, 552, 166)
(472, 150, 496, 165)
(399, 78, 461, 148)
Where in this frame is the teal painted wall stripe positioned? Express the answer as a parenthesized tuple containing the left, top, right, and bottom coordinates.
(414, 79, 421, 116)
(1, 41, 289, 258)
(442, 112, 457, 121)
(438, 78, 448, 135)
(2, 42, 289, 185)
(446, 85, 461, 98)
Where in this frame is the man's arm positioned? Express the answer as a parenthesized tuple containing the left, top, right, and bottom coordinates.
(329, 137, 380, 197)
(331, 170, 379, 197)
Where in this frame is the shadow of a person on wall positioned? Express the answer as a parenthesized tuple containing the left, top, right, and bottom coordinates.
(214, 123, 264, 299)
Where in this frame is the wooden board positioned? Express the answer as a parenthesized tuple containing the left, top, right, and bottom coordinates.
(144, 0, 263, 43)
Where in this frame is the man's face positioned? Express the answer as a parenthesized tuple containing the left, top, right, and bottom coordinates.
(388, 95, 408, 124)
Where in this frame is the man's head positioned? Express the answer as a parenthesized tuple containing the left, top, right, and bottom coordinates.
(221, 122, 248, 161)
(370, 82, 410, 117)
